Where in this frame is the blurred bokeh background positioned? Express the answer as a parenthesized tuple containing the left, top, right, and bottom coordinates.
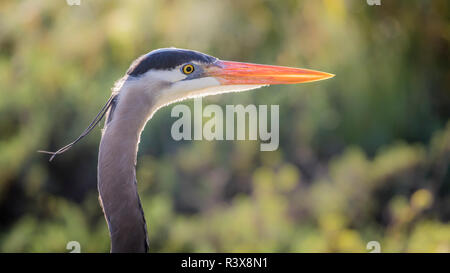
(0, 0, 449, 252)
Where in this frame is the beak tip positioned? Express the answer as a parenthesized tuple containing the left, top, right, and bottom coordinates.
(316, 72, 335, 82)
(307, 71, 335, 83)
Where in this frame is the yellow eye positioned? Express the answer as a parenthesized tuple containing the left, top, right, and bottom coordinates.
(182, 64, 194, 74)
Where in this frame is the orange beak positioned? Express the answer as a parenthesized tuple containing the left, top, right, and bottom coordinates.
(206, 60, 334, 85)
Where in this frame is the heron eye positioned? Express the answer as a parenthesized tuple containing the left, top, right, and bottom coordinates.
(182, 64, 194, 74)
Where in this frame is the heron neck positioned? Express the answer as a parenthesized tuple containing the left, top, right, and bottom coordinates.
(97, 83, 156, 253)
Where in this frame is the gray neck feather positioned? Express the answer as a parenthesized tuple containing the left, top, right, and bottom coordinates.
(97, 80, 158, 253)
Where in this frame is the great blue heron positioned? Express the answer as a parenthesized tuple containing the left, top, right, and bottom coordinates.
(40, 48, 334, 252)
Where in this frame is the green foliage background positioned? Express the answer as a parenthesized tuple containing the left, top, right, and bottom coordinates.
(0, 0, 449, 252)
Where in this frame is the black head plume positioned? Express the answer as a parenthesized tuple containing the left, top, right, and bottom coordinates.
(38, 95, 117, 161)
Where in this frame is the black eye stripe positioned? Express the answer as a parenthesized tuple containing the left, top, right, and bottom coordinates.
(127, 48, 216, 76)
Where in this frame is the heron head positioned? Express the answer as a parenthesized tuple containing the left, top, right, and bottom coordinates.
(125, 48, 334, 107)
(39, 48, 334, 161)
